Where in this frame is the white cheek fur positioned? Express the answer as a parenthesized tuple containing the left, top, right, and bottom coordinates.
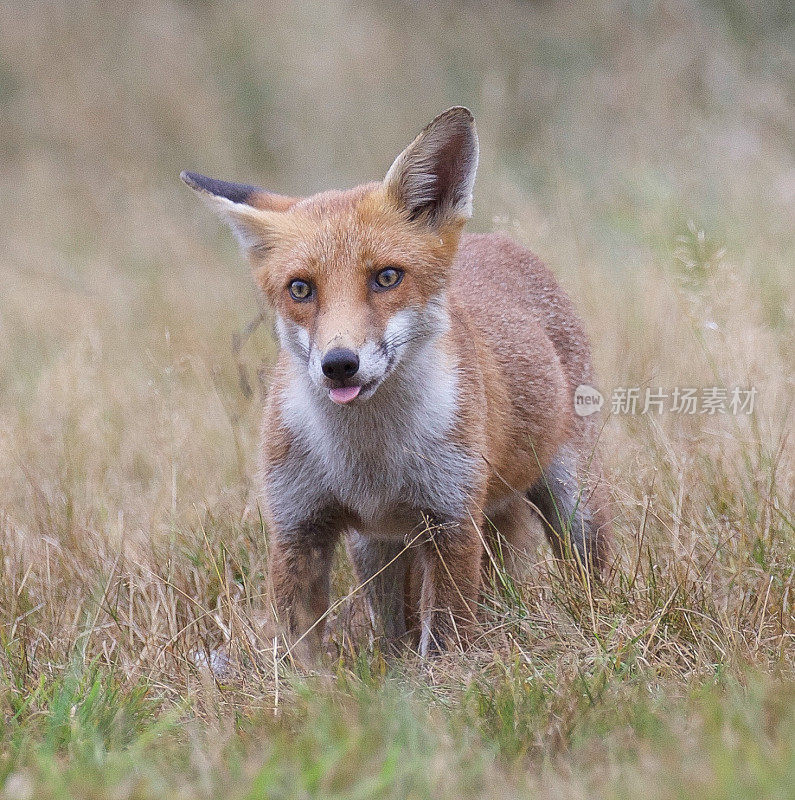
(296, 324, 310, 352)
(383, 307, 418, 346)
(275, 315, 311, 363)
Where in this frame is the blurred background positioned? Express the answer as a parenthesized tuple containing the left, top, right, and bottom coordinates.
(0, 5, 792, 792)
(0, 0, 791, 596)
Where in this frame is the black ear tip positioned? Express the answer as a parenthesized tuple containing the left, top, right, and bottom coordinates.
(423, 107, 476, 143)
(438, 106, 475, 125)
(179, 172, 262, 205)
(180, 170, 204, 191)
(449, 105, 474, 119)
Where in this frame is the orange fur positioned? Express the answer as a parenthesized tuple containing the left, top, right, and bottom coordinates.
(183, 107, 611, 658)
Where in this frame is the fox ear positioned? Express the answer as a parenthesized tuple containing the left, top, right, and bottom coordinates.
(180, 171, 298, 253)
(383, 107, 478, 227)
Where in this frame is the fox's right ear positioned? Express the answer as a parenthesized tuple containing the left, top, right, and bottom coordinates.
(383, 107, 478, 229)
(180, 171, 298, 254)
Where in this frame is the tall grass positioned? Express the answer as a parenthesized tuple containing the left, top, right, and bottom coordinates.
(0, 0, 792, 796)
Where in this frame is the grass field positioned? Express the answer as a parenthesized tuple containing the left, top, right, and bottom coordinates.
(0, 0, 793, 797)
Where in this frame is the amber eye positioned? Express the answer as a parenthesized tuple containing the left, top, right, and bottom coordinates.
(288, 279, 313, 301)
(373, 267, 404, 290)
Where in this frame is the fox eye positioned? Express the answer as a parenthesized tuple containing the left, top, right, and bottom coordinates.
(288, 279, 313, 301)
(373, 267, 404, 290)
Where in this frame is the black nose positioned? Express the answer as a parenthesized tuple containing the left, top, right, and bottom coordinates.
(321, 347, 359, 381)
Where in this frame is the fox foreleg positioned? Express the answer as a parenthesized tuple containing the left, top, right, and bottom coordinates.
(416, 511, 483, 657)
(268, 518, 340, 660)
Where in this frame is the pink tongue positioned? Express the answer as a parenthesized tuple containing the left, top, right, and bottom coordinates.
(329, 385, 361, 404)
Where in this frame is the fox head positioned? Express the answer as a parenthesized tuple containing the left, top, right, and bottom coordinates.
(182, 107, 478, 405)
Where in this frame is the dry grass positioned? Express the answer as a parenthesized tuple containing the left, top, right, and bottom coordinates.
(0, 0, 792, 797)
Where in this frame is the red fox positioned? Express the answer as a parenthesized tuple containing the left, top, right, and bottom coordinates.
(182, 107, 610, 657)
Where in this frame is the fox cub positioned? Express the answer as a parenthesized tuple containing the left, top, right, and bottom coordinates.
(183, 107, 610, 657)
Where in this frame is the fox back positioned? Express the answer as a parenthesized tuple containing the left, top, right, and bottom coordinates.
(183, 107, 610, 657)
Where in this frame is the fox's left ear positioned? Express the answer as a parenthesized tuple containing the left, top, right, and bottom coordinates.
(180, 171, 299, 254)
(383, 106, 478, 228)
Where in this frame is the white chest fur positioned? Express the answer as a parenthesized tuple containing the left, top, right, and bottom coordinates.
(265, 345, 477, 536)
